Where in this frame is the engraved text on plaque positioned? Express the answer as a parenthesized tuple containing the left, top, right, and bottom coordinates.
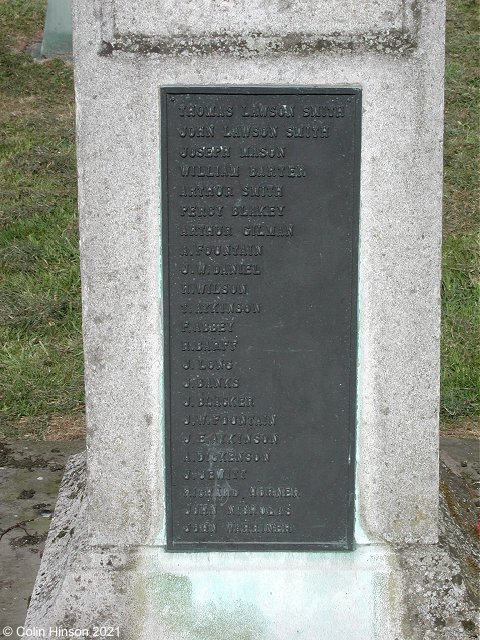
(162, 87, 360, 550)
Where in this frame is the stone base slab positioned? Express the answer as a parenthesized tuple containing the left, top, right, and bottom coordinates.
(25, 454, 477, 639)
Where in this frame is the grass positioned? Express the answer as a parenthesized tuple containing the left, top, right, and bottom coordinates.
(0, 0, 83, 439)
(443, 0, 479, 237)
(441, 235, 479, 418)
(441, 0, 479, 430)
(0, 0, 478, 439)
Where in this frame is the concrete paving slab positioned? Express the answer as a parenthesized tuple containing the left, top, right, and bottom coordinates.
(440, 437, 480, 478)
(0, 440, 84, 633)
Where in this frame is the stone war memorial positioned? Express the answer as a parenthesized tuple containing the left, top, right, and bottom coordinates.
(25, 0, 464, 638)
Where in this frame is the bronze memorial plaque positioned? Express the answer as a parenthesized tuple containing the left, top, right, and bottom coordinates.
(162, 87, 361, 550)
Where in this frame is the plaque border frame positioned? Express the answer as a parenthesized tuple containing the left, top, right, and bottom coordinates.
(161, 86, 361, 552)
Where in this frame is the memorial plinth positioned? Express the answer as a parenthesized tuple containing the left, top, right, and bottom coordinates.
(26, 0, 449, 638)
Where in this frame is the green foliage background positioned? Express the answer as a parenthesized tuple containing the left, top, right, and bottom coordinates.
(0, 0, 82, 437)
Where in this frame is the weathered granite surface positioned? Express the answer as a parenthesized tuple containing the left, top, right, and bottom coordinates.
(98, 0, 420, 55)
(26, 0, 448, 635)
(73, 0, 444, 549)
